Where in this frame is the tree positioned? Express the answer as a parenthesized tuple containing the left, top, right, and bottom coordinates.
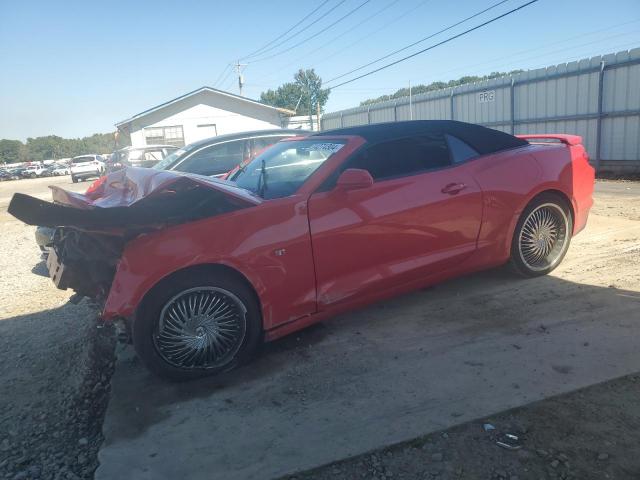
(260, 68, 330, 119)
(0, 139, 23, 164)
(359, 70, 524, 106)
(260, 83, 304, 111)
(0, 132, 129, 163)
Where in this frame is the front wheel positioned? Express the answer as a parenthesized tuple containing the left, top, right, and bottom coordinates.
(133, 271, 262, 381)
(71, 175, 78, 183)
(510, 193, 573, 277)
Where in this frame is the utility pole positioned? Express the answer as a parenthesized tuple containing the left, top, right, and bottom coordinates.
(307, 84, 313, 131)
(316, 100, 321, 132)
(234, 60, 248, 96)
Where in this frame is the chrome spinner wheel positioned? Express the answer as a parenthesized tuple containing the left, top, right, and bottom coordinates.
(517, 203, 569, 272)
(154, 287, 247, 370)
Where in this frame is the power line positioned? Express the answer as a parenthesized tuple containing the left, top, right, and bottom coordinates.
(216, 65, 234, 89)
(327, 0, 511, 84)
(331, 30, 640, 102)
(264, 0, 402, 77)
(241, 0, 331, 60)
(249, 0, 372, 63)
(312, 0, 434, 69)
(256, 0, 434, 87)
(328, 0, 539, 89)
(423, 26, 640, 83)
(213, 64, 231, 87)
(245, 0, 347, 60)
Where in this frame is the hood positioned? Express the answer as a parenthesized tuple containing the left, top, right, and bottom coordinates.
(8, 167, 261, 231)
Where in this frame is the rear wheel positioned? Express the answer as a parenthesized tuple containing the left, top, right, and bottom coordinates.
(133, 271, 262, 381)
(510, 193, 573, 277)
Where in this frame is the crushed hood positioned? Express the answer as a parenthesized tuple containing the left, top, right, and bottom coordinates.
(8, 167, 261, 231)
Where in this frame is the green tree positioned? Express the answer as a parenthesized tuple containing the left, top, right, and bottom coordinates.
(0, 139, 23, 164)
(0, 132, 129, 163)
(359, 70, 524, 106)
(260, 82, 303, 111)
(260, 68, 330, 118)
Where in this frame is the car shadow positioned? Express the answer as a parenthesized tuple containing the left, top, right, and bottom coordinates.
(88, 268, 640, 444)
(31, 259, 48, 277)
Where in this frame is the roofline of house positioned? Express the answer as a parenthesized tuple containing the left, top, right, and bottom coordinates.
(115, 86, 296, 128)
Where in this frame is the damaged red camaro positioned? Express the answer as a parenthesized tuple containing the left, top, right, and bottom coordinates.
(9, 121, 595, 380)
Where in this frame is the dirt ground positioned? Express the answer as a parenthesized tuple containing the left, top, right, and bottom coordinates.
(0, 176, 639, 480)
(285, 374, 640, 480)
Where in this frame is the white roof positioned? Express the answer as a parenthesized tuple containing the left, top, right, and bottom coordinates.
(115, 86, 295, 128)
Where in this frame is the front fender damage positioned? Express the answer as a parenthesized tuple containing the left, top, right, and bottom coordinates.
(8, 167, 259, 308)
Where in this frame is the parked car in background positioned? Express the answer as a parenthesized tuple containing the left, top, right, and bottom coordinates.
(7, 168, 25, 180)
(153, 129, 309, 177)
(107, 145, 178, 172)
(10, 121, 594, 380)
(23, 165, 47, 178)
(70, 154, 105, 183)
(51, 165, 71, 176)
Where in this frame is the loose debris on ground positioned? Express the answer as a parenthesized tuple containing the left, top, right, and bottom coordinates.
(284, 374, 640, 480)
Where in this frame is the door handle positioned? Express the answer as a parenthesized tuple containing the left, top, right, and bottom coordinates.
(441, 183, 467, 195)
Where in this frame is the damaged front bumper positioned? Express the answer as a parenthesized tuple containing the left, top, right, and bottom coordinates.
(8, 167, 260, 311)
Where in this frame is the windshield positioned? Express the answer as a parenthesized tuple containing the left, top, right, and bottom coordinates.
(230, 140, 345, 199)
(152, 144, 197, 170)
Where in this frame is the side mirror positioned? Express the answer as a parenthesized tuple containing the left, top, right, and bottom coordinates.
(335, 168, 373, 191)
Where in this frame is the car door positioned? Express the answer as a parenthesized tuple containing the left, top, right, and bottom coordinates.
(171, 139, 246, 176)
(307, 133, 483, 309)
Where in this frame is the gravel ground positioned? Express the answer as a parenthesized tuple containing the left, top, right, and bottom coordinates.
(0, 177, 115, 480)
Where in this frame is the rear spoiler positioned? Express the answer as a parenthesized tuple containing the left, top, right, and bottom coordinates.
(516, 134, 582, 146)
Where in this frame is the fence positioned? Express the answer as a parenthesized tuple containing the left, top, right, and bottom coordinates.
(321, 48, 640, 173)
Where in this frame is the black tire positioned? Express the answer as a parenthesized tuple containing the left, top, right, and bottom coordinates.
(509, 192, 573, 277)
(133, 270, 262, 381)
(71, 175, 78, 183)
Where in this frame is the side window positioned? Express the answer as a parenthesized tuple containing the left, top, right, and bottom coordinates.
(446, 135, 479, 163)
(349, 134, 450, 181)
(174, 140, 245, 176)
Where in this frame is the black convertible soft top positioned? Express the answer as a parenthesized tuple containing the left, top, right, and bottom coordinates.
(315, 120, 528, 155)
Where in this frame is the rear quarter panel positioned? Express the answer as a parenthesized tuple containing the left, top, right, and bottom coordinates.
(470, 144, 582, 265)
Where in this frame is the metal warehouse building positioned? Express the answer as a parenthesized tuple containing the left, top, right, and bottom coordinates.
(322, 48, 640, 174)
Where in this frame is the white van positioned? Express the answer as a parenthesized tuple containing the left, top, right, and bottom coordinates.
(70, 154, 105, 183)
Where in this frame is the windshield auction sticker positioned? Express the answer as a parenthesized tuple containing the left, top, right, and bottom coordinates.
(301, 143, 345, 154)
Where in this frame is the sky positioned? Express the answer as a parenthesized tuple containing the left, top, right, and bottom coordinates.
(0, 0, 639, 140)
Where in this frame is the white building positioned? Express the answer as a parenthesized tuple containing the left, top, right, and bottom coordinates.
(115, 87, 297, 148)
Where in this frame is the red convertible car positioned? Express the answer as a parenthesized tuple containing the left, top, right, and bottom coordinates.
(9, 121, 595, 380)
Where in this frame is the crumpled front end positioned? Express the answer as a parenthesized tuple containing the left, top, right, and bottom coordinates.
(8, 167, 260, 305)
(47, 228, 124, 302)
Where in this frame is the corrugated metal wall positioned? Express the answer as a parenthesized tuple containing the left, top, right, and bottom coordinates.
(321, 48, 640, 173)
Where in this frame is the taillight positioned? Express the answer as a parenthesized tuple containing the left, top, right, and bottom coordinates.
(86, 176, 107, 198)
